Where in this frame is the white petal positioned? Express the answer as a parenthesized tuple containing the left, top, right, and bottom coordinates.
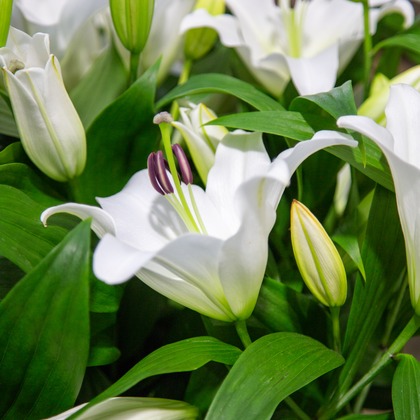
(93, 234, 154, 284)
(40, 203, 116, 238)
(385, 84, 420, 169)
(206, 131, 271, 229)
(142, 235, 236, 321)
(285, 44, 339, 95)
(218, 175, 280, 319)
(97, 171, 187, 252)
(338, 115, 394, 151)
(180, 9, 244, 49)
(274, 131, 358, 185)
(375, 0, 414, 29)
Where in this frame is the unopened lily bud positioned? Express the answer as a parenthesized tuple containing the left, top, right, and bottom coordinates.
(291, 200, 347, 307)
(171, 102, 228, 184)
(184, 0, 225, 61)
(2, 54, 86, 182)
(110, 0, 155, 54)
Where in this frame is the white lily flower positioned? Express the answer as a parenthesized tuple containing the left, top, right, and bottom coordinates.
(140, 0, 196, 82)
(1, 28, 86, 182)
(11, 0, 108, 59)
(42, 129, 356, 322)
(338, 84, 420, 314)
(46, 397, 198, 420)
(181, 0, 414, 97)
(172, 102, 228, 184)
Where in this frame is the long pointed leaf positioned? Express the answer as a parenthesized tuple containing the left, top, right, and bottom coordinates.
(0, 220, 91, 419)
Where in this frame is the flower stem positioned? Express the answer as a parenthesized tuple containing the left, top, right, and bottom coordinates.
(361, 0, 372, 99)
(129, 51, 140, 86)
(318, 314, 420, 419)
(235, 320, 252, 349)
(330, 306, 341, 353)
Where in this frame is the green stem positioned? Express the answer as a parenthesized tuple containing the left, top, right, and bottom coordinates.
(361, 0, 372, 99)
(319, 314, 420, 419)
(330, 306, 341, 353)
(67, 177, 82, 202)
(284, 397, 311, 420)
(129, 51, 140, 86)
(235, 320, 252, 349)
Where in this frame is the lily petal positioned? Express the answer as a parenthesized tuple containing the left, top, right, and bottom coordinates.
(40, 203, 116, 238)
(285, 44, 339, 95)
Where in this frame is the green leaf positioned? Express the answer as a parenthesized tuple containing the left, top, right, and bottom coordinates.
(0, 0, 13, 47)
(0, 220, 91, 419)
(209, 110, 314, 140)
(332, 234, 366, 281)
(373, 34, 420, 56)
(339, 185, 405, 393)
(0, 185, 67, 272)
(70, 337, 241, 419)
(0, 142, 26, 164)
(77, 60, 160, 204)
(156, 73, 284, 111)
(70, 43, 127, 130)
(291, 82, 394, 191)
(392, 354, 420, 420)
(206, 332, 344, 420)
(338, 414, 392, 420)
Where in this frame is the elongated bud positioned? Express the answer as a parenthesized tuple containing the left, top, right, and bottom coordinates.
(184, 0, 225, 61)
(291, 200, 347, 307)
(2, 55, 86, 182)
(110, 0, 155, 54)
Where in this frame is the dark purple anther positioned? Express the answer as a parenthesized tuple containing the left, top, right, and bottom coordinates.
(147, 153, 165, 195)
(147, 152, 174, 195)
(155, 151, 174, 194)
(172, 144, 193, 185)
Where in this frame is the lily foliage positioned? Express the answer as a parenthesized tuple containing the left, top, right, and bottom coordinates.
(1, 0, 420, 419)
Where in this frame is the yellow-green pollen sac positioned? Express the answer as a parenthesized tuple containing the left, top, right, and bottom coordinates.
(148, 113, 207, 234)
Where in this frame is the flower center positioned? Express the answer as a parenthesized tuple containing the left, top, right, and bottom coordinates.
(148, 112, 207, 234)
(279, 0, 307, 58)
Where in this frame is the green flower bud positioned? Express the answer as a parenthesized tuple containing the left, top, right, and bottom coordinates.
(291, 200, 347, 307)
(184, 0, 225, 61)
(110, 0, 155, 54)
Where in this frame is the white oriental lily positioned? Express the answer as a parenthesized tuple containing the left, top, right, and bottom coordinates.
(0, 28, 86, 182)
(181, 0, 414, 97)
(11, 0, 108, 59)
(338, 84, 420, 314)
(42, 129, 356, 322)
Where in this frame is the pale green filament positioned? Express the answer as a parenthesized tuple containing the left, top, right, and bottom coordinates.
(158, 121, 207, 234)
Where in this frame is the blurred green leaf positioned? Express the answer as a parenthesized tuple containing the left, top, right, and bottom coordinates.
(339, 185, 405, 394)
(0, 185, 67, 272)
(373, 34, 420, 56)
(209, 110, 314, 140)
(0, 220, 91, 419)
(0, 143, 26, 164)
(333, 234, 366, 281)
(0, 0, 12, 47)
(70, 337, 241, 419)
(70, 44, 128, 130)
(77, 60, 160, 204)
(156, 73, 284, 111)
(392, 354, 420, 420)
(338, 414, 392, 420)
(206, 332, 344, 420)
